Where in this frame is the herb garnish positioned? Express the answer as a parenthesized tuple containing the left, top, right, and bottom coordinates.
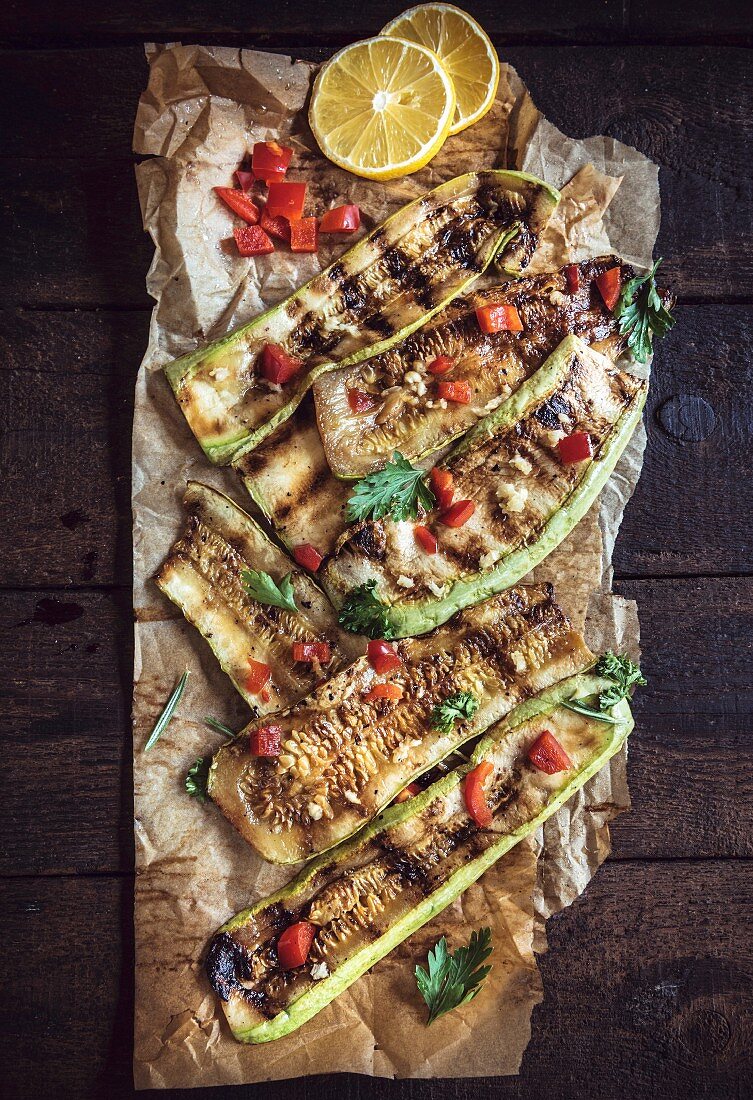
(144, 670, 189, 751)
(338, 580, 395, 639)
(204, 715, 237, 739)
(614, 258, 675, 364)
(185, 755, 211, 801)
(415, 928, 493, 1025)
(346, 451, 435, 523)
(241, 569, 298, 613)
(430, 691, 480, 735)
(563, 652, 646, 723)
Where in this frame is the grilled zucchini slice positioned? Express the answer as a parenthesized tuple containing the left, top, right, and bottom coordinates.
(155, 482, 362, 713)
(164, 171, 560, 464)
(313, 256, 633, 479)
(207, 585, 592, 863)
(207, 668, 633, 1043)
(323, 335, 647, 639)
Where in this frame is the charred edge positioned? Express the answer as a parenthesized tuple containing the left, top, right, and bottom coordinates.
(293, 318, 342, 357)
(328, 261, 346, 282)
(339, 276, 368, 316)
(383, 248, 437, 311)
(205, 932, 263, 1006)
(344, 521, 387, 561)
(365, 310, 397, 339)
(534, 389, 573, 430)
(437, 221, 482, 272)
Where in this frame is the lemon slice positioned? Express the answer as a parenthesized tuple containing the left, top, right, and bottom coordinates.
(381, 4, 500, 135)
(309, 35, 456, 181)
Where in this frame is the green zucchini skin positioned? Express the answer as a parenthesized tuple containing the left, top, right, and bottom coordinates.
(322, 335, 648, 638)
(313, 255, 634, 479)
(154, 482, 363, 713)
(163, 171, 560, 465)
(206, 585, 593, 863)
(207, 669, 633, 1043)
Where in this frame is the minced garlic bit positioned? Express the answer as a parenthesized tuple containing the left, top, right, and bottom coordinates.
(404, 370, 422, 385)
(510, 650, 527, 673)
(479, 549, 501, 571)
(510, 453, 533, 475)
(310, 961, 330, 981)
(496, 482, 529, 513)
(549, 290, 568, 307)
(396, 575, 415, 589)
(307, 801, 324, 821)
(426, 579, 448, 597)
(543, 428, 566, 447)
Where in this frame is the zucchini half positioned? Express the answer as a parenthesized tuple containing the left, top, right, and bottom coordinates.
(164, 171, 560, 464)
(323, 335, 648, 639)
(207, 668, 633, 1043)
(207, 584, 593, 863)
(313, 256, 632, 479)
(155, 482, 363, 714)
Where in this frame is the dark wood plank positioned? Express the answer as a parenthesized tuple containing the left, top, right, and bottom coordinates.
(2, 578, 750, 875)
(5, 861, 752, 1097)
(0, 46, 750, 302)
(1, 304, 748, 588)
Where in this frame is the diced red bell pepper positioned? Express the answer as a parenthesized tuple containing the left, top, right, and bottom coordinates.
(347, 389, 377, 414)
(289, 216, 318, 253)
(266, 181, 307, 219)
(319, 204, 361, 233)
(414, 525, 438, 554)
(249, 723, 282, 757)
(364, 682, 404, 703)
(557, 431, 593, 464)
(260, 687, 272, 704)
(427, 355, 455, 375)
(367, 639, 402, 675)
(440, 499, 475, 527)
(276, 921, 315, 969)
(246, 658, 272, 695)
(437, 380, 472, 404)
(464, 760, 495, 827)
(234, 225, 275, 256)
(528, 729, 572, 774)
(260, 208, 291, 242)
(292, 641, 331, 664)
(395, 782, 421, 804)
(429, 467, 455, 510)
(475, 303, 524, 334)
(214, 187, 261, 225)
(251, 140, 293, 184)
(261, 344, 303, 385)
(596, 266, 621, 311)
(292, 543, 323, 572)
(564, 263, 580, 293)
(234, 169, 255, 192)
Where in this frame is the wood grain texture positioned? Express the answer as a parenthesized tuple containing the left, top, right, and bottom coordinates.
(2, 578, 751, 875)
(6, 861, 752, 1098)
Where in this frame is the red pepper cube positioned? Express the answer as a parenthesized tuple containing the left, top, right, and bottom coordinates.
(214, 187, 261, 225)
(427, 355, 455, 375)
(429, 467, 454, 510)
(249, 723, 282, 757)
(395, 782, 421, 804)
(414, 525, 438, 554)
(527, 729, 572, 774)
(266, 181, 307, 219)
(289, 216, 318, 253)
(364, 682, 404, 703)
(233, 225, 274, 256)
(475, 303, 524, 334)
(292, 543, 323, 572)
(557, 432, 593, 464)
(596, 266, 621, 311)
(246, 658, 272, 695)
(437, 380, 472, 404)
(463, 760, 494, 827)
(347, 388, 377, 414)
(251, 141, 293, 184)
(319, 204, 361, 233)
(367, 639, 402, 676)
(234, 169, 256, 192)
(564, 263, 580, 293)
(440, 499, 475, 528)
(277, 921, 316, 968)
(260, 208, 291, 242)
(292, 641, 331, 664)
(260, 344, 303, 385)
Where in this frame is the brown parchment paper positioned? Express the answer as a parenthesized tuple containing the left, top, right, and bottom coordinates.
(131, 44, 661, 1089)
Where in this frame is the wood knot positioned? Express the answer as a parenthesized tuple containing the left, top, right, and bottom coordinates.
(670, 1005, 732, 1063)
(656, 394, 716, 443)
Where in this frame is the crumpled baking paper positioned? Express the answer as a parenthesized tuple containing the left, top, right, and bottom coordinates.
(131, 43, 660, 1089)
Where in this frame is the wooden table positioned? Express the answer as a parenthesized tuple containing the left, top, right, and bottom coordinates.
(2, 2, 752, 1096)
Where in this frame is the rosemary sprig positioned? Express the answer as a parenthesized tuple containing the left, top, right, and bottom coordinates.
(144, 670, 189, 751)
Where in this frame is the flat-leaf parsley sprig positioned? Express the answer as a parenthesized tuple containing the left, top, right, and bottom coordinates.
(347, 451, 435, 523)
(614, 258, 675, 364)
(563, 652, 646, 723)
(338, 580, 395, 639)
(241, 568, 298, 613)
(415, 928, 493, 1025)
(430, 691, 480, 734)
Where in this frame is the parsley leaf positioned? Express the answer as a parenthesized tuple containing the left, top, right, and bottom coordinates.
(346, 451, 435, 523)
(614, 258, 675, 364)
(415, 928, 493, 1025)
(337, 580, 395, 639)
(144, 670, 189, 751)
(430, 691, 480, 735)
(563, 651, 646, 723)
(185, 755, 211, 802)
(241, 569, 298, 613)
